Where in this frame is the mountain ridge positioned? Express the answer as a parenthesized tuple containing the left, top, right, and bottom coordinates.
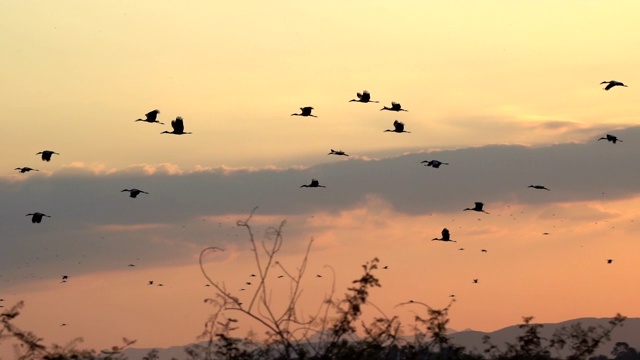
(121, 316, 639, 359)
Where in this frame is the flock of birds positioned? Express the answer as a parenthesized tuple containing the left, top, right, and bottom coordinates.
(4, 80, 628, 315)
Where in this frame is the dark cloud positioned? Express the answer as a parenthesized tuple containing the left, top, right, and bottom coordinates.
(2, 126, 640, 284)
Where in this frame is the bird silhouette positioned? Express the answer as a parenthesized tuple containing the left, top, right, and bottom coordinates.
(607, 259, 613, 264)
(598, 134, 622, 144)
(384, 120, 410, 133)
(328, 149, 349, 156)
(15, 167, 38, 173)
(473, 279, 478, 284)
(349, 90, 378, 103)
(148, 280, 154, 285)
(464, 202, 489, 214)
(291, 107, 317, 117)
(36, 150, 59, 162)
(421, 160, 449, 168)
(62, 275, 68, 282)
(380, 102, 408, 112)
(26, 212, 51, 223)
(121, 189, 149, 198)
(135, 109, 163, 124)
(432, 228, 456, 242)
(528, 185, 550, 191)
(161, 117, 191, 135)
(600, 80, 628, 91)
(301, 179, 326, 188)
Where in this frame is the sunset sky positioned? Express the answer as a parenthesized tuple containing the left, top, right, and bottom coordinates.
(2, 1, 640, 356)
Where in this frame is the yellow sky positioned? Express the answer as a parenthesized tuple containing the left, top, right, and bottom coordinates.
(2, 1, 640, 356)
(2, 1, 640, 170)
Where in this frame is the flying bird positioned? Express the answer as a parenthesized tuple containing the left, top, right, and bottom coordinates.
(598, 134, 622, 144)
(301, 179, 326, 188)
(135, 109, 163, 124)
(473, 279, 478, 284)
(380, 102, 408, 112)
(121, 189, 149, 198)
(432, 228, 456, 242)
(36, 150, 59, 162)
(384, 120, 410, 133)
(328, 149, 349, 156)
(600, 80, 628, 91)
(464, 202, 489, 214)
(161, 117, 192, 135)
(421, 160, 449, 168)
(15, 167, 38, 173)
(528, 185, 550, 191)
(148, 281, 154, 285)
(349, 90, 378, 103)
(62, 275, 68, 282)
(607, 259, 613, 264)
(26, 212, 51, 223)
(291, 107, 317, 117)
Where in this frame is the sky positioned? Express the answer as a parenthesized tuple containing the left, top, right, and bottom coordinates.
(2, 0, 640, 356)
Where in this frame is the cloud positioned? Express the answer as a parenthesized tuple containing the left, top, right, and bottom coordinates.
(3, 126, 640, 285)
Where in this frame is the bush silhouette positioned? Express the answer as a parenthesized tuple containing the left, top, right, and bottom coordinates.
(0, 210, 628, 359)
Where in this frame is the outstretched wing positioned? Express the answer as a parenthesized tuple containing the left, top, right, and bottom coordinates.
(172, 117, 185, 132)
(146, 109, 160, 121)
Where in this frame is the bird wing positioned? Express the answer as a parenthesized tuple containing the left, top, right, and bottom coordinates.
(172, 117, 185, 132)
(146, 110, 159, 121)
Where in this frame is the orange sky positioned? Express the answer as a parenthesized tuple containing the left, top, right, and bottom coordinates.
(2, 1, 640, 357)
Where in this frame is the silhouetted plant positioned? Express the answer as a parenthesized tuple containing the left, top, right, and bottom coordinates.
(550, 314, 626, 360)
(0, 301, 136, 360)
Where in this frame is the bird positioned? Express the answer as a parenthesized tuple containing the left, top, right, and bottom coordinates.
(245, 282, 252, 285)
(26, 212, 51, 224)
(148, 281, 154, 285)
(600, 80, 628, 91)
(464, 202, 489, 214)
(421, 160, 449, 168)
(473, 279, 479, 284)
(380, 102, 408, 112)
(432, 228, 456, 242)
(121, 189, 149, 198)
(62, 275, 68, 282)
(607, 259, 613, 264)
(349, 90, 378, 103)
(291, 107, 317, 117)
(36, 150, 59, 162)
(15, 167, 38, 173)
(481, 249, 488, 253)
(528, 185, 550, 191)
(316, 274, 322, 278)
(382, 265, 388, 270)
(300, 179, 326, 188)
(598, 134, 622, 144)
(135, 109, 163, 124)
(384, 120, 410, 133)
(161, 117, 192, 135)
(127, 264, 136, 267)
(328, 149, 349, 156)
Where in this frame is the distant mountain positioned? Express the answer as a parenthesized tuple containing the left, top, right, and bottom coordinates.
(122, 317, 640, 360)
(450, 317, 640, 357)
